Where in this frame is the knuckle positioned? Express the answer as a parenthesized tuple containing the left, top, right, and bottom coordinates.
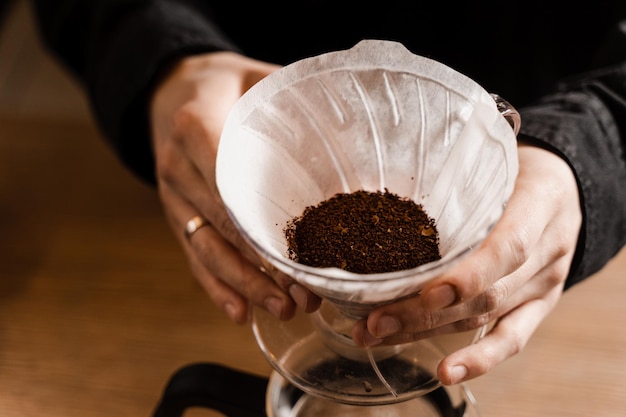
(171, 104, 199, 138)
(549, 231, 573, 260)
(193, 235, 217, 264)
(453, 313, 493, 333)
(413, 309, 440, 332)
(155, 146, 178, 183)
(503, 226, 532, 270)
(504, 327, 526, 356)
(421, 310, 437, 330)
(543, 265, 567, 288)
(479, 283, 507, 313)
(457, 229, 529, 298)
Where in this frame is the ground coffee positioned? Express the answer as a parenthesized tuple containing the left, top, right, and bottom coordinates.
(285, 189, 440, 274)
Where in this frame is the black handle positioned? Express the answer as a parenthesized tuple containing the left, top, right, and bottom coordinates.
(152, 362, 269, 417)
(427, 386, 467, 417)
(152, 362, 466, 417)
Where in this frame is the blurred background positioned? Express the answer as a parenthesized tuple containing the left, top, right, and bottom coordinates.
(0, 1, 271, 416)
(0, 0, 90, 122)
(0, 1, 624, 416)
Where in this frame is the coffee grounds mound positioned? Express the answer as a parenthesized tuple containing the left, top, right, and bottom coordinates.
(285, 189, 441, 274)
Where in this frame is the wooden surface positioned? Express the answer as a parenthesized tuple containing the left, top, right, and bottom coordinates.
(1, 2, 625, 416)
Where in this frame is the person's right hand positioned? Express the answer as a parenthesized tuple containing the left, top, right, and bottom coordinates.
(352, 143, 582, 384)
(149, 52, 321, 324)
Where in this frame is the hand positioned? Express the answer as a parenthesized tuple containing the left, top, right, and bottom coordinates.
(150, 52, 321, 324)
(352, 143, 582, 384)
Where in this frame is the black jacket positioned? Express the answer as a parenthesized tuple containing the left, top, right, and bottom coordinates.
(30, 0, 626, 289)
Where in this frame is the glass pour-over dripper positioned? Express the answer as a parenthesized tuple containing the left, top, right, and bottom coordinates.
(216, 39, 519, 406)
(252, 300, 485, 405)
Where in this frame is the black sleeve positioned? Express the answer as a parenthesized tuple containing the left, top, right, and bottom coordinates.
(30, 0, 241, 184)
(517, 19, 626, 289)
(30, 0, 626, 289)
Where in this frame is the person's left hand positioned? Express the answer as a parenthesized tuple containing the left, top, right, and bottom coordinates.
(352, 143, 582, 385)
(150, 52, 321, 325)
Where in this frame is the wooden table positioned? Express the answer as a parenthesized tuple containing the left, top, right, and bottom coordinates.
(0, 115, 624, 417)
(0, 117, 267, 416)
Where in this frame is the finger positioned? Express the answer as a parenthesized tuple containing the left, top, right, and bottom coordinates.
(404, 187, 576, 335)
(420, 145, 578, 312)
(436, 285, 562, 385)
(257, 260, 322, 314)
(161, 182, 298, 322)
(419, 174, 555, 312)
(185, 240, 250, 324)
(157, 149, 321, 314)
(164, 113, 322, 312)
(155, 139, 256, 260)
(186, 221, 297, 320)
(360, 230, 553, 338)
(356, 259, 566, 347)
(159, 183, 250, 324)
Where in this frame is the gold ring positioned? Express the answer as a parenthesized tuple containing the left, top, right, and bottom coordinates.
(184, 215, 210, 241)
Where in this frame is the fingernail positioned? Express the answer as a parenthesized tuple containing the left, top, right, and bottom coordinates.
(424, 284, 458, 311)
(375, 315, 401, 338)
(288, 283, 309, 310)
(448, 365, 468, 384)
(362, 329, 383, 347)
(264, 296, 284, 319)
